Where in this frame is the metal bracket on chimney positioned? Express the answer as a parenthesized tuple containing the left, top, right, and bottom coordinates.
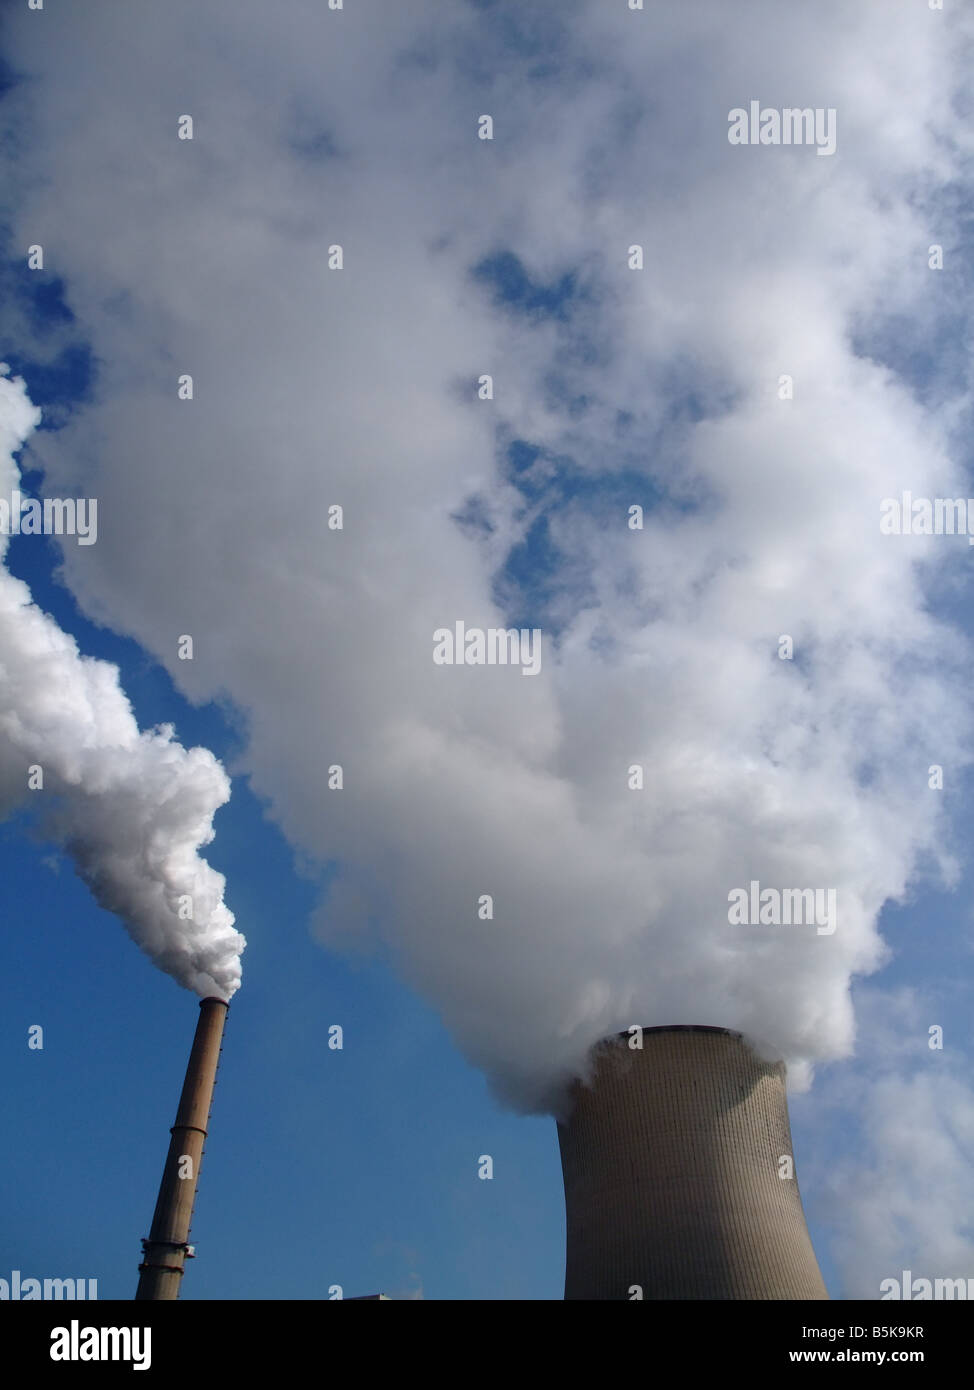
(140, 1236, 195, 1257)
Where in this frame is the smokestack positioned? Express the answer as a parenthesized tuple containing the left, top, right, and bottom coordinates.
(558, 1026, 828, 1300)
(135, 997, 229, 1300)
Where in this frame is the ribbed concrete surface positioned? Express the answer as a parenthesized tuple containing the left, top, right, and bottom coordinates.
(558, 1027, 828, 1300)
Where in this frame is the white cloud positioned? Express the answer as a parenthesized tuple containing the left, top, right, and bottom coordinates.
(806, 988, 974, 1296)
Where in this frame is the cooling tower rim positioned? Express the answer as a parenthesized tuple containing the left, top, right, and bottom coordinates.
(588, 1024, 785, 1075)
(608, 1024, 738, 1040)
(199, 996, 230, 1010)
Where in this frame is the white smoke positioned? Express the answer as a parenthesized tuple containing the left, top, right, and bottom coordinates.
(1, 0, 972, 1118)
(0, 365, 243, 998)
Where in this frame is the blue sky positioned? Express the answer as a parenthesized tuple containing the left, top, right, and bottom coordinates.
(2, 0, 973, 1302)
(0, 519, 565, 1300)
(1, 277, 568, 1301)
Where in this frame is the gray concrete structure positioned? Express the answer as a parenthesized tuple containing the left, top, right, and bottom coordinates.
(558, 1026, 828, 1300)
(135, 997, 228, 1300)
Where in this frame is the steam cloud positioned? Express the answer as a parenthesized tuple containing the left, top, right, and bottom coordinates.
(0, 366, 243, 998)
(2, 0, 972, 1123)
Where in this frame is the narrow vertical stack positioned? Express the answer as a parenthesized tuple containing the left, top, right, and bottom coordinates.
(135, 996, 228, 1301)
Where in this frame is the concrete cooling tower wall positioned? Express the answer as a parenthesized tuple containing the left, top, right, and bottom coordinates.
(558, 1025, 829, 1300)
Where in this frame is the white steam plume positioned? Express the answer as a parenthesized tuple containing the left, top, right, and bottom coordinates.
(0, 365, 243, 998)
(2, 0, 973, 1118)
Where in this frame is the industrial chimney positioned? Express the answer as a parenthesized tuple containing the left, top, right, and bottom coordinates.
(135, 996, 228, 1300)
(558, 1025, 828, 1300)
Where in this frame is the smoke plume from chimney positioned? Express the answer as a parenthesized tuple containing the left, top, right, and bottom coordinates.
(2, 1, 971, 1133)
(0, 366, 243, 998)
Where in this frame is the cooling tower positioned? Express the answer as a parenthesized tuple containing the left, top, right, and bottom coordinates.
(135, 997, 228, 1300)
(558, 1026, 828, 1300)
